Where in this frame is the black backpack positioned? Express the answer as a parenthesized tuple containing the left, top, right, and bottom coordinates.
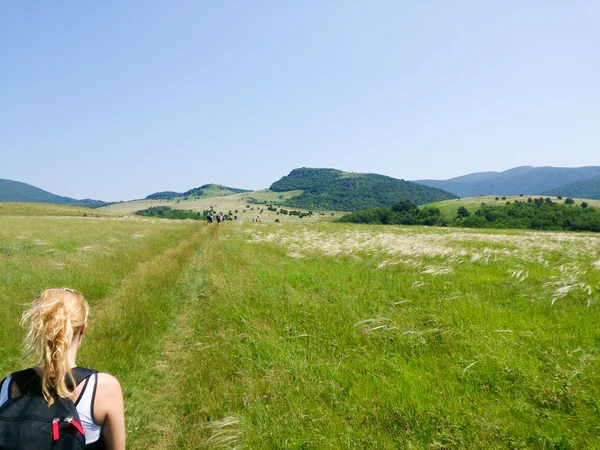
(0, 367, 96, 450)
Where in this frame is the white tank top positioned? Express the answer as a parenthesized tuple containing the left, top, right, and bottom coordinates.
(75, 372, 103, 445)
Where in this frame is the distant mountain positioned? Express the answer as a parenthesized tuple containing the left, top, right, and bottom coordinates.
(145, 184, 250, 200)
(0, 179, 109, 208)
(541, 174, 600, 200)
(414, 166, 600, 198)
(269, 168, 456, 211)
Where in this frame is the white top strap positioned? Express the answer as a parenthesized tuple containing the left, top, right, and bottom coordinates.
(76, 372, 102, 444)
(0, 376, 12, 408)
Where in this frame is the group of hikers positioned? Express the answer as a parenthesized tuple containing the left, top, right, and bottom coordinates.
(205, 211, 229, 224)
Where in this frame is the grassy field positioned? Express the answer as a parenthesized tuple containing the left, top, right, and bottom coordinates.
(1, 204, 599, 448)
(0, 202, 114, 217)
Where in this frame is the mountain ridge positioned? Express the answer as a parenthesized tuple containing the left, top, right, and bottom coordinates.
(541, 174, 600, 199)
(414, 166, 600, 198)
(4, 165, 600, 208)
(0, 179, 110, 208)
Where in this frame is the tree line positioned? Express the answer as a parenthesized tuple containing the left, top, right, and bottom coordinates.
(338, 198, 600, 232)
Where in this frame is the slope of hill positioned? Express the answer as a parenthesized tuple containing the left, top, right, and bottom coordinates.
(0, 179, 109, 208)
(145, 184, 250, 200)
(541, 174, 600, 200)
(414, 166, 600, 197)
(269, 168, 457, 211)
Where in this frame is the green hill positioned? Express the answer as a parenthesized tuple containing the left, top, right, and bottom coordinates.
(145, 184, 250, 200)
(415, 166, 600, 197)
(541, 175, 600, 200)
(269, 168, 457, 211)
(0, 179, 108, 208)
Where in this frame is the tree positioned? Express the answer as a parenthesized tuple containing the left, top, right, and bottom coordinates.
(391, 200, 416, 213)
(456, 206, 470, 218)
(582, 202, 589, 208)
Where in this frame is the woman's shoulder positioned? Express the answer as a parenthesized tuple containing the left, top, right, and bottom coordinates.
(94, 372, 123, 407)
(95, 373, 122, 392)
(91, 372, 124, 434)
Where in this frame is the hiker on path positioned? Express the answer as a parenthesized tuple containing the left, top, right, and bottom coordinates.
(0, 288, 126, 449)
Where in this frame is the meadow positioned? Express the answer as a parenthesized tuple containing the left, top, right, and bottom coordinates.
(1, 204, 599, 448)
(98, 190, 345, 222)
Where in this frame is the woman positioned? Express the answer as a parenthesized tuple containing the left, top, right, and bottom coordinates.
(0, 288, 125, 449)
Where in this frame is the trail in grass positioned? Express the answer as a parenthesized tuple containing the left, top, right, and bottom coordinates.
(125, 246, 212, 449)
(124, 225, 243, 449)
(79, 224, 216, 447)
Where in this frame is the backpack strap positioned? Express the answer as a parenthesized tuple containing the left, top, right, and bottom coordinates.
(11, 367, 97, 395)
(10, 368, 40, 396)
(69, 367, 96, 389)
(0, 376, 11, 405)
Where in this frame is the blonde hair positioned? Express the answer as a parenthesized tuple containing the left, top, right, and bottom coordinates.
(20, 288, 89, 405)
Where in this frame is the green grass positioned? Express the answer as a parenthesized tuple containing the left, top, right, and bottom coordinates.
(1, 203, 599, 448)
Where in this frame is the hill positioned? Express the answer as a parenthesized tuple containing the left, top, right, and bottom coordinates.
(145, 184, 250, 200)
(269, 168, 456, 211)
(414, 166, 600, 197)
(0, 179, 109, 208)
(541, 174, 600, 200)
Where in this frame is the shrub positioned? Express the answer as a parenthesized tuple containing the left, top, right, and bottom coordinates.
(456, 206, 470, 218)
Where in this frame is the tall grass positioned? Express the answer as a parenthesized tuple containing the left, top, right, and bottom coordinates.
(1, 209, 599, 448)
(127, 223, 599, 448)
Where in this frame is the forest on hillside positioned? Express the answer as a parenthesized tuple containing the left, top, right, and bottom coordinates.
(270, 168, 456, 211)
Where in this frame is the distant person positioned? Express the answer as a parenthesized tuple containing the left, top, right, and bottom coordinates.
(0, 288, 126, 449)
(206, 212, 213, 225)
(216, 213, 222, 224)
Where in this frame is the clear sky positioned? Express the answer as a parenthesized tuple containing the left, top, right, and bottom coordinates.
(1, 1, 598, 201)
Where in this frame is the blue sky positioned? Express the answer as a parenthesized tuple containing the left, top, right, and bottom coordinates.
(1, 1, 598, 201)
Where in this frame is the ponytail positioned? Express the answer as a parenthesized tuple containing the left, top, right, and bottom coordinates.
(20, 288, 89, 405)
